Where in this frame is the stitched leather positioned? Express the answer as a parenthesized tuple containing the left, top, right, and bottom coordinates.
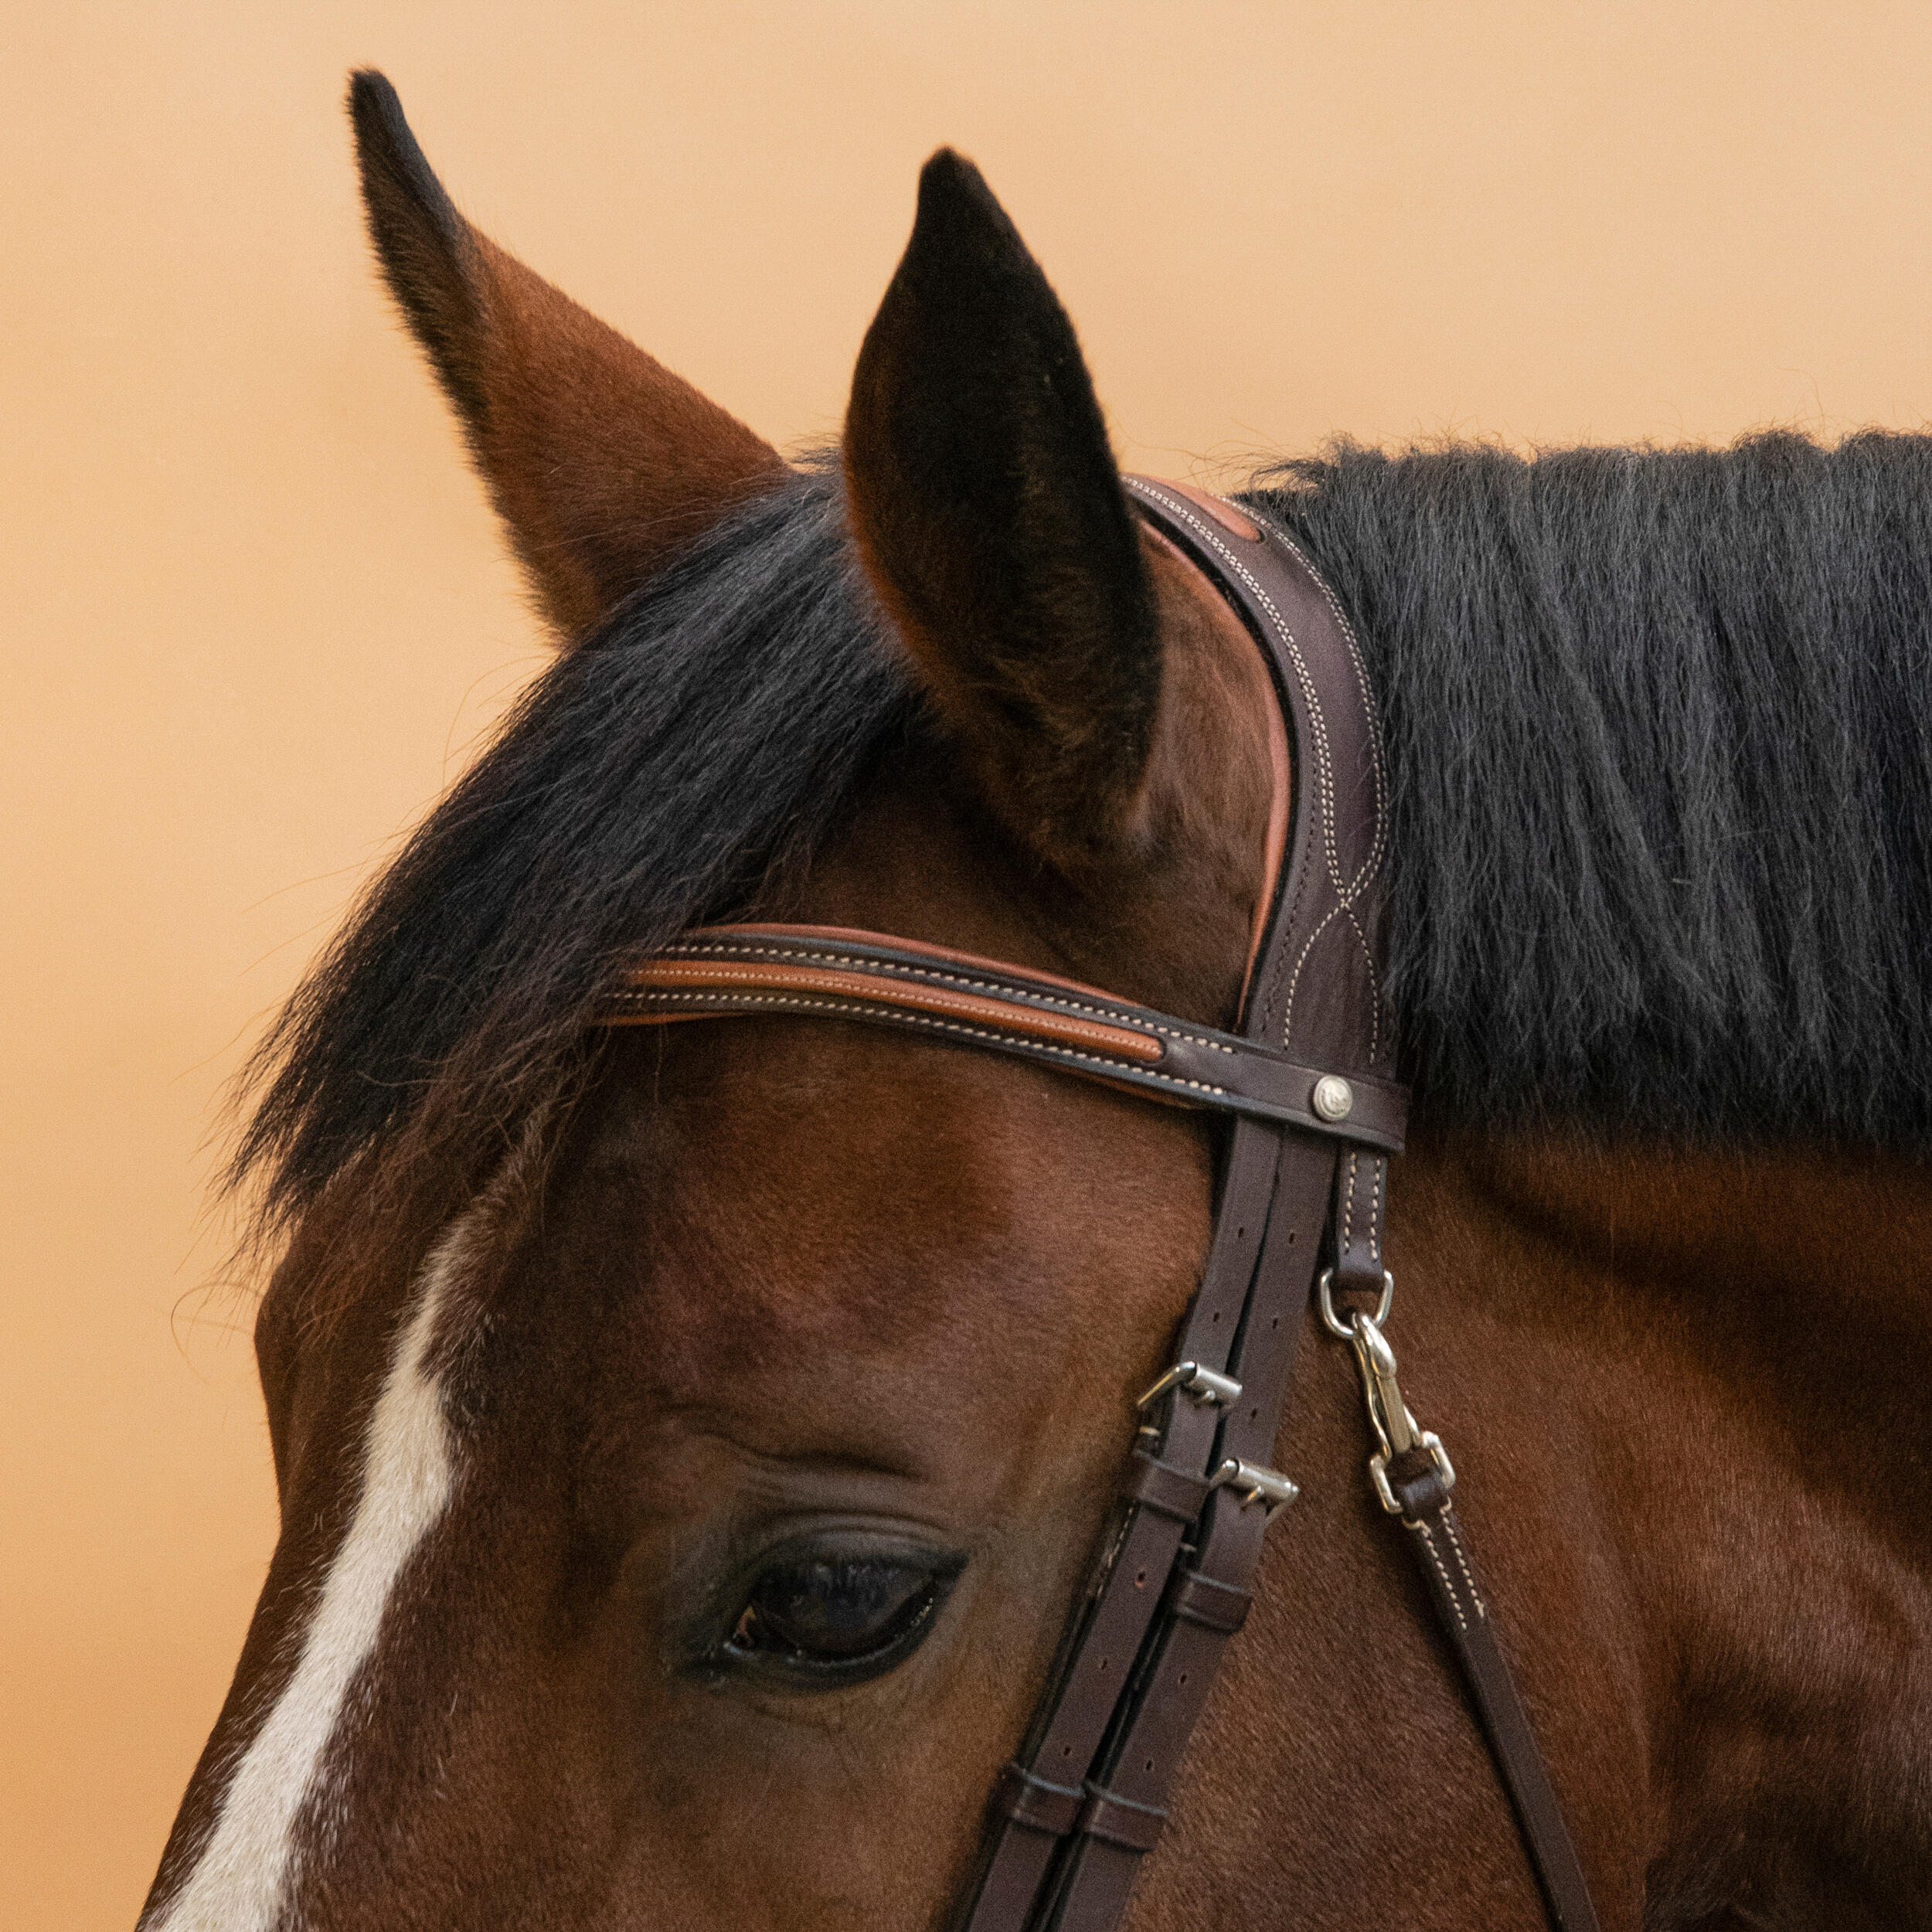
(1329, 1149, 1391, 1298)
(1039, 1130, 1330, 1931)
(1386, 1457, 1601, 1932)
(602, 935, 1409, 1152)
(623, 956, 1168, 1061)
(958, 483, 1402, 1932)
(954, 1114, 1288, 1932)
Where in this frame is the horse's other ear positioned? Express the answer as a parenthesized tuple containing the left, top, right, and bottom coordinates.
(845, 151, 1158, 875)
(349, 70, 787, 642)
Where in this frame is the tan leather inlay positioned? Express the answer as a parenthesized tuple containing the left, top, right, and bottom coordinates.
(696, 923, 1117, 998)
(1248, 670, 1291, 989)
(614, 957, 1166, 1065)
(1155, 478, 1260, 542)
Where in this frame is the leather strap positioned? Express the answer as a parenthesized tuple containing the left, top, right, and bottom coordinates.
(1329, 1149, 1392, 1297)
(605, 930, 1408, 1152)
(962, 1111, 1295, 1932)
(1383, 1452, 1603, 1932)
(943, 481, 1407, 1932)
(1034, 1130, 1333, 1932)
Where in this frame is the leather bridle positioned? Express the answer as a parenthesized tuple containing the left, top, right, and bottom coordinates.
(597, 480, 1602, 1932)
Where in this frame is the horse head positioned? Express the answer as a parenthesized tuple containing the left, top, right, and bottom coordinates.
(142, 70, 1932, 1932)
(143, 70, 1294, 1932)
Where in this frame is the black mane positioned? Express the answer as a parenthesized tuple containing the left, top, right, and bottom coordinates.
(240, 430, 1932, 1230)
(1249, 428, 1932, 1148)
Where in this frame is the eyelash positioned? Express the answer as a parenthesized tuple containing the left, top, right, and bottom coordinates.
(701, 1545, 963, 1690)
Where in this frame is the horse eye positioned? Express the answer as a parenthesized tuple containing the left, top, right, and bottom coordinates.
(716, 1549, 956, 1685)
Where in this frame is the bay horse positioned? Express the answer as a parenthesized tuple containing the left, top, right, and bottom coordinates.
(141, 69, 1932, 1932)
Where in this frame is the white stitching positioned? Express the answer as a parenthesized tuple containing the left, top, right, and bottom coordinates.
(1269, 519, 1396, 1063)
(1412, 1520, 1468, 1632)
(1277, 902, 1383, 1069)
(1273, 527, 1388, 883)
(654, 940, 1236, 1053)
(607, 990, 1233, 1100)
(1341, 1150, 1358, 1257)
(1368, 1156, 1384, 1264)
(1440, 1510, 1486, 1619)
(1280, 903, 1343, 1049)
(1123, 481, 1388, 1056)
(1341, 903, 1383, 1064)
(1244, 500, 1389, 886)
(1125, 483, 1341, 883)
(605, 991, 1400, 1138)
(1132, 482, 1387, 889)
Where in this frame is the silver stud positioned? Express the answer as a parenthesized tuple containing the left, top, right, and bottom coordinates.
(1311, 1075, 1354, 1123)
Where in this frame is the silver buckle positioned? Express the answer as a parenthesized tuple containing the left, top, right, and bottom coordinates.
(1136, 1361, 1242, 1410)
(1209, 1456, 1300, 1514)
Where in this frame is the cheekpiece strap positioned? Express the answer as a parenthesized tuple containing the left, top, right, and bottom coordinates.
(947, 479, 1403, 1932)
(594, 478, 1405, 1932)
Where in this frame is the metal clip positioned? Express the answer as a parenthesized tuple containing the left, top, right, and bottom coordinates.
(1209, 1457, 1300, 1514)
(1317, 1265, 1394, 1338)
(1326, 1277, 1455, 1515)
(1137, 1361, 1243, 1410)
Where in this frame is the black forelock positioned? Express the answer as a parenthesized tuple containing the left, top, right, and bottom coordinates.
(233, 462, 916, 1231)
(1246, 428, 1932, 1148)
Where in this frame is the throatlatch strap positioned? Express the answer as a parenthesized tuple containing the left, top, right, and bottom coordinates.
(595, 479, 1599, 1932)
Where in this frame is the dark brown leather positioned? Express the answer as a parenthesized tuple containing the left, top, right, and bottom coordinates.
(1162, 1567, 1250, 1635)
(602, 932, 1409, 1153)
(956, 482, 1403, 1932)
(994, 1767, 1087, 1838)
(597, 477, 1600, 1932)
(1384, 1452, 1603, 1932)
(1151, 478, 1261, 541)
(1074, 1788, 1168, 1855)
(954, 1114, 1293, 1932)
(1037, 1128, 1332, 1932)
(1121, 1453, 1216, 1525)
(621, 948, 1165, 1060)
(1329, 1148, 1392, 1298)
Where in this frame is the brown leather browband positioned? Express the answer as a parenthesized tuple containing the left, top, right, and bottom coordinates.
(596, 481, 1601, 1932)
(607, 929, 1410, 1152)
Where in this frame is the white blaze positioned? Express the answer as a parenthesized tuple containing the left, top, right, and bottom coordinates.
(145, 1215, 477, 1930)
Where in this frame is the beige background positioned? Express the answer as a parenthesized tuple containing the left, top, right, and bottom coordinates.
(8, 4, 1931, 1925)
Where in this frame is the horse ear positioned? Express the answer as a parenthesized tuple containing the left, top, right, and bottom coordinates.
(349, 71, 786, 642)
(844, 151, 1159, 874)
